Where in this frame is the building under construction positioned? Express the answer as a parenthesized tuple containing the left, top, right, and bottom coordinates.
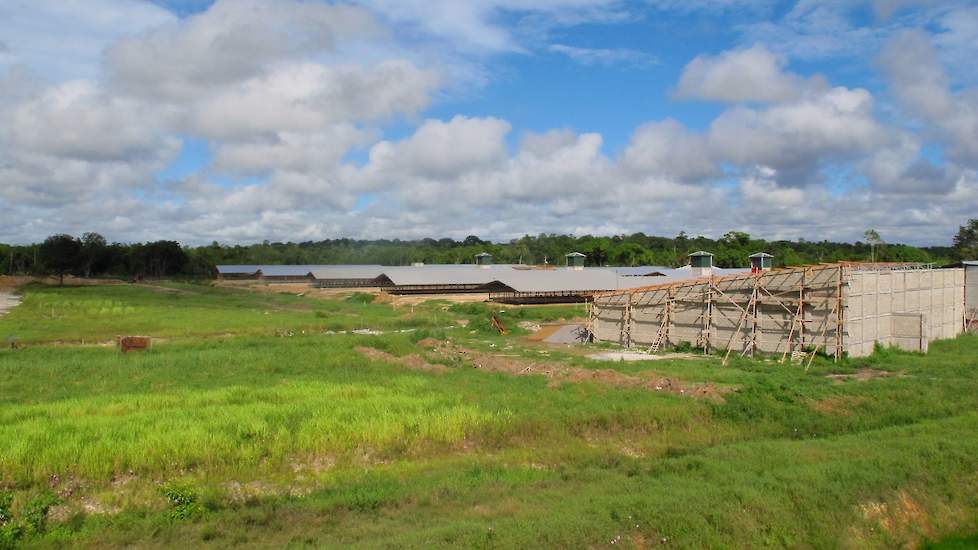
(589, 258, 967, 359)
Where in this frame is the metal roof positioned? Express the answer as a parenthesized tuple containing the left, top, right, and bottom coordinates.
(382, 266, 506, 286)
(307, 266, 389, 280)
(964, 261, 978, 266)
(216, 265, 261, 274)
(258, 265, 319, 277)
(749, 252, 774, 258)
(216, 263, 750, 292)
(565, 252, 586, 257)
(688, 251, 713, 257)
(612, 266, 671, 276)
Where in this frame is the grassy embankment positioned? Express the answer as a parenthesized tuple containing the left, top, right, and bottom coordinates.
(0, 282, 976, 548)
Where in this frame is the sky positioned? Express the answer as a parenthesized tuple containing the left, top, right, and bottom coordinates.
(1, 0, 977, 246)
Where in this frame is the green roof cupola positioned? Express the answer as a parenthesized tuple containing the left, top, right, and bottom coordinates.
(566, 252, 586, 270)
(749, 252, 774, 272)
(475, 252, 492, 268)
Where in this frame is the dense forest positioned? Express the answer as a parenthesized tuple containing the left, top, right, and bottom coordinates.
(2, 220, 976, 280)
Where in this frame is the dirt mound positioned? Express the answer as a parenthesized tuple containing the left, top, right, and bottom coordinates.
(425, 340, 730, 401)
(355, 346, 448, 373)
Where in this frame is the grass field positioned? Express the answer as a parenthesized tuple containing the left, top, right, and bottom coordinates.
(0, 282, 977, 548)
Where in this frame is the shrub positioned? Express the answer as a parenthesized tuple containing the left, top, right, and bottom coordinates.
(161, 484, 204, 520)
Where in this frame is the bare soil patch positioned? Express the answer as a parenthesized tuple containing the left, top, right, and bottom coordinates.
(422, 340, 731, 401)
(825, 368, 898, 382)
(809, 395, 868, 416)
(355, 346, 449, 373)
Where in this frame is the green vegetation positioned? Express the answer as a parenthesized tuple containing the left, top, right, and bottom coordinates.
(0, 283, 976, 548)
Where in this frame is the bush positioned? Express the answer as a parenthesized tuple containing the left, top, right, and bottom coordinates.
(161, 484, 204, 520)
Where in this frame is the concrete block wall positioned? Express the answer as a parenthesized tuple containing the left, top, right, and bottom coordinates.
(592, 265, 964, 359)
(844, 268, 964, 357)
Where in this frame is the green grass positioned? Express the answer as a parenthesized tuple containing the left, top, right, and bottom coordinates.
(0, 283, 977, 548)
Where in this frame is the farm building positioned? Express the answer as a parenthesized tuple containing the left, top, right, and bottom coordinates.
(215, 265, 262, 279)
(590, 261, 966, 359)
(382, 264, 519, 294)
(309, 266, 391, 288)
(257, 265, 318, 282)
(215, 252, 751, 302)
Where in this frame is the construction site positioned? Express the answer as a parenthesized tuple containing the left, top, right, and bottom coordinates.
(217, 251, 976, 359)
(590, 260, 967, 360)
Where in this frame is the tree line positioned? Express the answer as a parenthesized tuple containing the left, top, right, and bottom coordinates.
(2, 220, 976, 281)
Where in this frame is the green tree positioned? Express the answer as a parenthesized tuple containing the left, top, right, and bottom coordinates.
(864, 229, 883, 263)
(80, 232, 107, 278)
(953, 219, 978, 260)
(39, 234, 82, 285)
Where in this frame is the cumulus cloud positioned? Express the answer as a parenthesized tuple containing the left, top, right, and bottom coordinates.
(186, 61, 437, 141)
(620, 119, 718, 182)
(105, 0, 382, 100)
(0, 0, 175, 80)
(707, 86, 890, 184)
(364, 116, 511, 182)
(675, 45, 823, 103)
(879, 30, 978, 164)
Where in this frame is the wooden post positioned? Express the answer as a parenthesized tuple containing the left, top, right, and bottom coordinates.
(624, 293, 633, 348)
(835, 267, 844, 361)
(704, 278, 713, 354)
(749, 277, 760, 357)
(799, 268, 808, 350)
(665, 288, 674, 347)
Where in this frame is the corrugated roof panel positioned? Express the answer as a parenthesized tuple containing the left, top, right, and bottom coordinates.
(258, 265, 318, 277)
(308, 266, 388, 280)
(216, 265, 261, 274)
(384, 266, 507, 286)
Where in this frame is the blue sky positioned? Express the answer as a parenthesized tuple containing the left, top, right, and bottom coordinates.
(1, 0, 977, 246)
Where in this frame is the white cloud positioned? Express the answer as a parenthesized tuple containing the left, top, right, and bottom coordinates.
(880, 30, 978, 164)
(620, 119, 718, 181)
(549, 44, 658, 67)
(186, 61, 437, 141)
(350, 0, 624, 54)
(707, 86, 890, 184)
(675, 44, 823, 103)
(4, 80, 171, 161)
(365, 116, 511, 182)
(0, 0, 175, 80)
(104, 0, 383, 100)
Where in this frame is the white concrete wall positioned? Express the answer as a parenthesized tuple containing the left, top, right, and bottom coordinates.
(966, 264, 978, 314)
(844, 268, 964, 357)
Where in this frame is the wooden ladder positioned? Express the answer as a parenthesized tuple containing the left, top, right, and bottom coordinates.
(647, 313, 669, 355)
